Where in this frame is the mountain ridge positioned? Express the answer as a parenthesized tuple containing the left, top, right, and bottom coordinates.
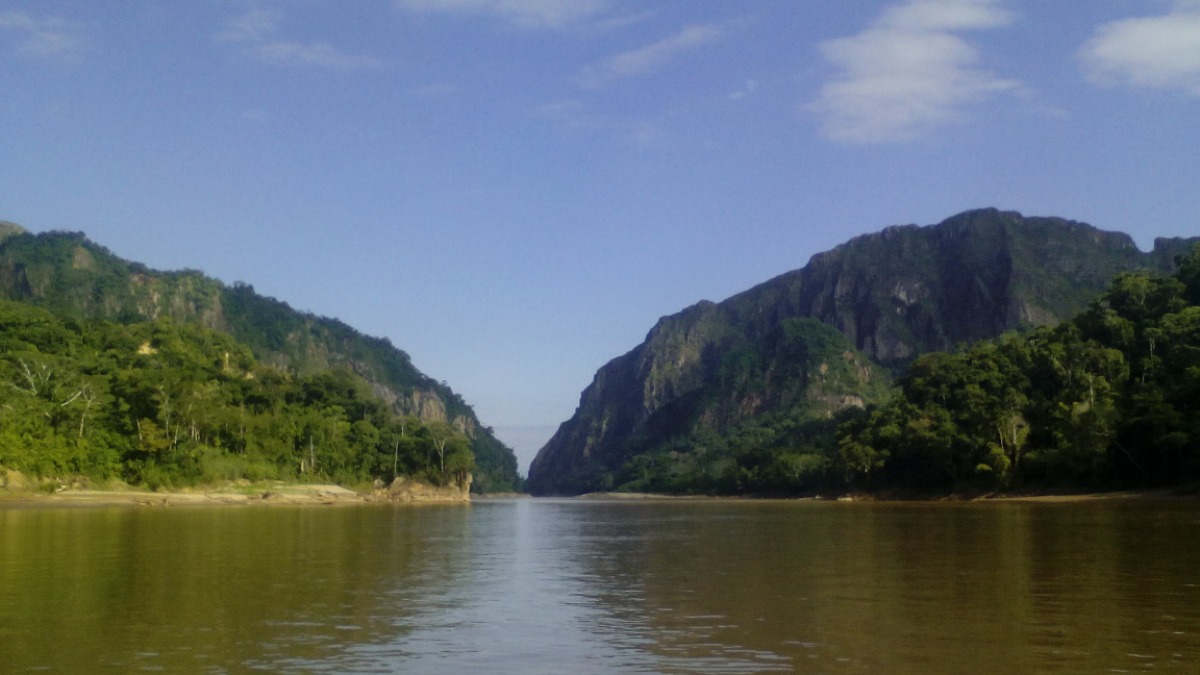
(527, 209, 1197, 496)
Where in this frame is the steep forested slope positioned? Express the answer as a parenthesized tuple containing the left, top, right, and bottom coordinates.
(838, 244, 1200, 493)
(0, 223, 520, 492)
(528, 209, 1196, 496)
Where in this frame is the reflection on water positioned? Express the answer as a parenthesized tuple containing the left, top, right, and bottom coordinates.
(1, 499, 1198, 673)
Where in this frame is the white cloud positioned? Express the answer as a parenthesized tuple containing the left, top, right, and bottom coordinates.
(255, 42, 383, 70)
(1079, 2, 1200, 96)
(576, 23, 723, 88)
(0, 11, 80, 58)
(729, 78, 758, 101)
(877, 0, 1013, 31)
(215, 8, 281, 44)
(534, 98, 665, 146)
(808, 0, 1020, 144)
(217, 8, 382, 70)
(395, 0, 609, 29)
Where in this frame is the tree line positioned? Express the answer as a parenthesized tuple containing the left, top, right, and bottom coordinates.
(837, 243, 1200, 494)
(0, 304, 474, 490)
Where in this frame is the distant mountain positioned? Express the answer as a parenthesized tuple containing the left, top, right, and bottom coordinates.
(527, 209, 1197, 496)
(0, 224, 520, 492)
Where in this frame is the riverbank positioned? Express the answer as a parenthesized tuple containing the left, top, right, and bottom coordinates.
(968, 489, 1194, 503)
(0, 475, 473, 509)
(569, 488, 1196, 503)
(5, 484, 1191, 509)
(0, 483, 371, 509)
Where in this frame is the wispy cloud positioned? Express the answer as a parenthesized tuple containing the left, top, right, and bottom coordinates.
(255, 42, 382, 70)
(0, 11, 80, 59)
(1079, 1, 1200, 96)
(807, 0, 1020, 144)
(217, 8, 382, 70)
(215, 7, 279, 44)
(395, 0, 610, 30)
(576, 23, 723, 88)
(728, 78, 758, 101)
(535, 98, 665, 146)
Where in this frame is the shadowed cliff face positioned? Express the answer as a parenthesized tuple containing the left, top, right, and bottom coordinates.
(527, 209, 1195, 496)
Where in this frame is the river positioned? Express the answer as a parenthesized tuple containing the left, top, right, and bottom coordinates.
(1, 498, 1198, 673)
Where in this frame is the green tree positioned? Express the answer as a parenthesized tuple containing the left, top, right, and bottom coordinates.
(422, 420, 473, 485)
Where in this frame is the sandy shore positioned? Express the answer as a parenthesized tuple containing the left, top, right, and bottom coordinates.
(0, 483, 381, 509)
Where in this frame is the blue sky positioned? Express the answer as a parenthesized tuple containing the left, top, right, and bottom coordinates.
(2, 0, 1198, 473)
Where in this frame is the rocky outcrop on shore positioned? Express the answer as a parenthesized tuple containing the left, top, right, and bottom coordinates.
(377, 475, 472, 502)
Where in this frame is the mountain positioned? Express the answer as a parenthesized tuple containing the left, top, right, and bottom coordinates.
(0, 224, 520, 492)
(527, 209, 1197, 496)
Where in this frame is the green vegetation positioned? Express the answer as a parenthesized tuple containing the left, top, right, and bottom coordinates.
(0, 228, 520, 492)
(604, 319, 891, 495)
(837, 244, 1200, 495)
(0, 228, 523, 492)
(0, 301, 477, 489)
(527, 209, 1196, 496)
(221, 282, 521, 493)
(578, 245, 1200, 497)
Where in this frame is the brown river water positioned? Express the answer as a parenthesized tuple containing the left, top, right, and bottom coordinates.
(1, 497, 1198, 673)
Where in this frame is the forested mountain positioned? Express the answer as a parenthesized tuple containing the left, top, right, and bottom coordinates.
(527, 209, 1198, 496)
(0, 223, 520, 492)
(838, 246, 1200, 494)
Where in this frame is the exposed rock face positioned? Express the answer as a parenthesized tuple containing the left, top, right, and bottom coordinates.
(715, 209, 1156, 367)
(2, 468, 32, 492)
(0, 220, 25, 241)
(379, 475, 472, 502)
(527, 209, 1197, 496)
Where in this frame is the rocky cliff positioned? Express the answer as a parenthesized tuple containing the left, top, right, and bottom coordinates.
(527, 209, 1196, 495)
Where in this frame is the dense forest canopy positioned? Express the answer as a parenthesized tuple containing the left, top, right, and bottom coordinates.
(0, 228, 523, 492)
(838, 243, 1200, 495)
(0, 302, 476, 489)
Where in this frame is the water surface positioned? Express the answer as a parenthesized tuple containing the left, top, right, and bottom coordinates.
(1, 498, 1198, 673)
